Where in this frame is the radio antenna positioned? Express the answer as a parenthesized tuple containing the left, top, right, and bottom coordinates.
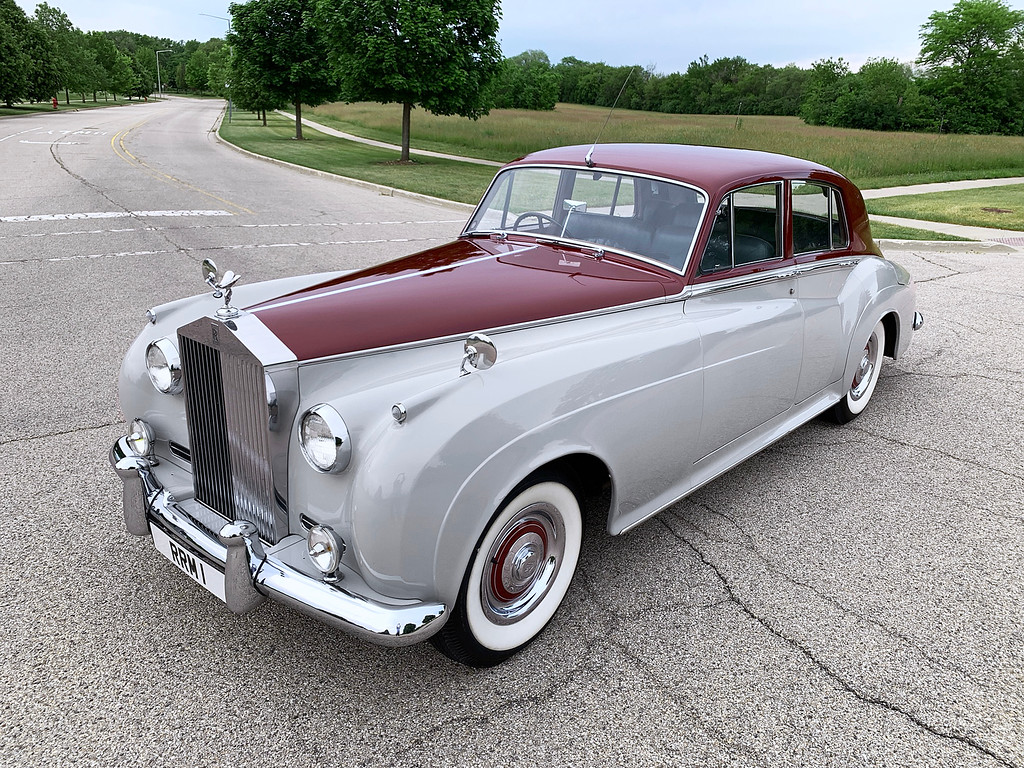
(585, 67, 636, 168)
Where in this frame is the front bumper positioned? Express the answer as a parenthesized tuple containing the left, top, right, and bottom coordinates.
(109, 436, 446, 647)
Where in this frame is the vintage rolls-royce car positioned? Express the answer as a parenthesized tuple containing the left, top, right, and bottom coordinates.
(111, 143, 922, 666)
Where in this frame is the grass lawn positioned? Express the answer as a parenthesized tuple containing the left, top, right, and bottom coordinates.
(310, 102, 1024, 190)
(865, 185, 1024, 231)
(222, 105, 1017, 240)
(0, 98, 155, 117)
(219, 110, 495, 204)
(869, 220, 970, 241)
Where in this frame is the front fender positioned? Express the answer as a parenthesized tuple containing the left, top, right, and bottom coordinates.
(338, 303, 703, 605)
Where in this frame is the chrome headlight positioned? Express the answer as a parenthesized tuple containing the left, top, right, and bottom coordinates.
(298, 404, 351, 473)
(127, 418, 154, 457)
(145, 338, 182, 394)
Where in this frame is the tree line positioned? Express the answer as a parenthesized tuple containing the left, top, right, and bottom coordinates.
(503, 0, 1024, 135)
(0, 0, 231, 107)
(3, 0, 1021, 139)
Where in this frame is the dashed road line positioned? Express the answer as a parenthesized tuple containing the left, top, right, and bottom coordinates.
(0, 210, 233, 223)
(0, 236, 446, 265)
(0, 125, 45, 143)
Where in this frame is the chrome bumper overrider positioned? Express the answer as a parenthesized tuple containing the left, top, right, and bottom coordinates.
(109, 436, 446, 646)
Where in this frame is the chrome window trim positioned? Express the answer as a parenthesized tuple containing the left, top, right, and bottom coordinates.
(463, 163, 710, 276)
(791, 180, 850, 256)
(700, 181, 784, 275)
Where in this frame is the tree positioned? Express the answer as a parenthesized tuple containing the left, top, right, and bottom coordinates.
(33, 3, 76, 103)
(918, 0, 1024, 133)
(23, 18, 61, 102)
(489, 50, 558, 110)
(314, 0, 502, 161)
(185, 48, 211, 92)
(800, 58, 851, 126)
(229, 0, 339, 139)
(0, 0, 29, 106)
(231, 52, 286, 122)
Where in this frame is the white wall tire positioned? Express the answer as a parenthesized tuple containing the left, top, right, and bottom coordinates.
(828, 319, 886, 424)
(432, 478, 582, 667)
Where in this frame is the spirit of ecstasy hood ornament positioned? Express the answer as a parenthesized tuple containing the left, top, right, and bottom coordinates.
(202, 258, 242, 319)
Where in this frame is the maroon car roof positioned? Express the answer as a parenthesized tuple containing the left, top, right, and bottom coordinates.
(510, 143, 845, 195)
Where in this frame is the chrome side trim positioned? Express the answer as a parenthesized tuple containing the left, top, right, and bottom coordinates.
(688, 255, 864, 299)
(793, 257, 862, 275)
(688, 265, 797, 299)
(299, 292, 676, 368)
(110, 437, 447, 646)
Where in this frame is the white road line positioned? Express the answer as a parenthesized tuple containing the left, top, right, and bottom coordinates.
(0, 219, 463, 241)
(0, 210, 233, 223)
(238, 219, 465, 229)
(0, 237, 446, 266)
(0, 126, 45, 143)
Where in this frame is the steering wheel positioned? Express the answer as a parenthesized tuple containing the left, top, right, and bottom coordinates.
(512, 211, 559, 231)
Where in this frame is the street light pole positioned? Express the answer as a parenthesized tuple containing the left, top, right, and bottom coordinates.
(199, 13, 233, 122)
(156, 49, 171, 97)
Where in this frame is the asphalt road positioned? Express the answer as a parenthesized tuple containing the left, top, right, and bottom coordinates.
(2, 98, 1021, 768)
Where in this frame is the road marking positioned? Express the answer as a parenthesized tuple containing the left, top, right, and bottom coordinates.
(0, 210, 232, 223)
(20, 140, 83, 145)
(0, 236, 446, 266)
(111, 123, 255, 215)
(238, 219, 465, 229)
(0, 126, 45, 143)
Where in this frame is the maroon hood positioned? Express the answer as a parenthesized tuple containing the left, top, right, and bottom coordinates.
(246, 237, 681, 361)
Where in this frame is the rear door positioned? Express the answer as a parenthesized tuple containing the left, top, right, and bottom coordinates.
(684, 182, 804, 460)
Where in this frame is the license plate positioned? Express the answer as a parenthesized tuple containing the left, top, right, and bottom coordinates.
(151, 524, 226, 603)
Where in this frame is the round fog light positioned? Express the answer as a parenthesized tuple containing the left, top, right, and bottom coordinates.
(307, 525, 345, 579)
(128, 418, 154, 457)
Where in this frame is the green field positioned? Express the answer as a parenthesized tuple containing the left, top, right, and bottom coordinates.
(219, 110, 495, 204)
(310, 102, 1024, 190)
(866, 185, 1024, 231)
(220, 103, 1024, 239)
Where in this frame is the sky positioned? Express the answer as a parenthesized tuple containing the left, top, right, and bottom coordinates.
(13, 0, 1019, 73)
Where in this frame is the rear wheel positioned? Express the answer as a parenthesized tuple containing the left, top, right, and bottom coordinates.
(431, 478, 582, 667)
(828, 320, 886, 424)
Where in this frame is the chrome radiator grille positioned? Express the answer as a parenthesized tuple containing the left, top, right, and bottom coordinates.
(178, 319, 279, 543)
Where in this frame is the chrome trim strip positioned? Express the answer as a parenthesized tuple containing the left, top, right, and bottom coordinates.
(793, 256, 862, 275)
(688, 255, 865, 299)
(110, 437, 447, 646)
(299, 292, 676, 368)
(216, 310, 297, 365)
(688, 265, 797, 298)
(253, 252, 507, 314)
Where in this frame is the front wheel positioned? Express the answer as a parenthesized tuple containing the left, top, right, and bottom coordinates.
(827, 319, 886, 424)
(431, 479, 583, 667)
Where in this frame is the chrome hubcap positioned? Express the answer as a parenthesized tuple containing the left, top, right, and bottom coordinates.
(481, 503, 564, 625)
(850, 333, 878, 401)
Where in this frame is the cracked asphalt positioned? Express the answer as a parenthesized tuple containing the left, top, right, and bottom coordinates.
(2, 98, 1022, 767)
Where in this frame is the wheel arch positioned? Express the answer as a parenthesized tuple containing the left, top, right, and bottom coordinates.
(881, 310, 900, 359)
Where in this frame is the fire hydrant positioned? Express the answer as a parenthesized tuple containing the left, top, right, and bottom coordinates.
(51, 97, 58, 110)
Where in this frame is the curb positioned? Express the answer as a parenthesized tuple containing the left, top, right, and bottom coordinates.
(212, 111, 476, 215)
(877, 239, 1021, 254)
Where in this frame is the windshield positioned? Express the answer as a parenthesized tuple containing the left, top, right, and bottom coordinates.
(466, 166, 707, 271)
